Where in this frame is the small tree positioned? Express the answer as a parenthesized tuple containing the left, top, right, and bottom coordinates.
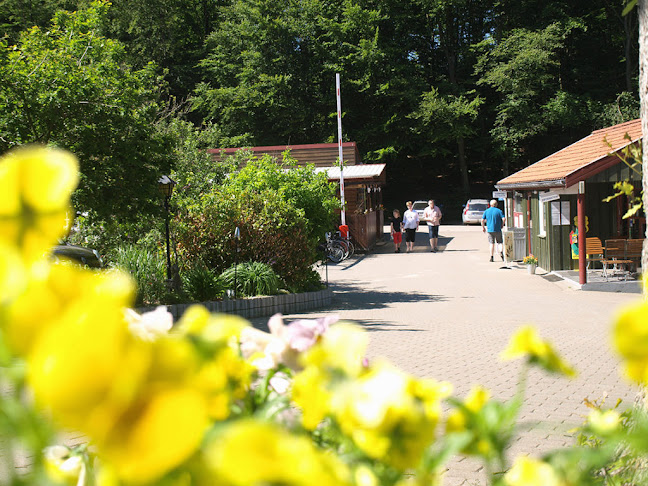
(0, 1, 173, 222)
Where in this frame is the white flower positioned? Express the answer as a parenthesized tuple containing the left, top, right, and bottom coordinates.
(44, 445, 87, 486)
(125, 306, 173, 341)
(240, 314, 338, 371)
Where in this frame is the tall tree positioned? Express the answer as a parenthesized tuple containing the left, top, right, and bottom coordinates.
(475, 21, 593, 174)
(105, 0, 223, 99)
(0, 2, 173, 221)
(411, 88, 483, 194)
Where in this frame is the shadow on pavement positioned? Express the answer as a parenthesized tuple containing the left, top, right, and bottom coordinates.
(331, 281, 447, 311)
(354, 319, 425, 333)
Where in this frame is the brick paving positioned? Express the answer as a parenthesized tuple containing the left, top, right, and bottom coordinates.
(257, 224, 640, 485)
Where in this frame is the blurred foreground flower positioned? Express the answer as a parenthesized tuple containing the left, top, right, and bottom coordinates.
(503, 456, 563, 486)
(500, 325, 576, 377)
(240, 313, 337, 370)
(44, 445, 87, 486)
(203, 419, 352, 485)
(614, 301, 648, 384)
(125, 305, 173, 340)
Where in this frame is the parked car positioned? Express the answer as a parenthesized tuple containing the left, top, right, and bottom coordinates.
(52, 241, 103, 268)
(412, 200, 428, 222)
(462, 199, 489, 224)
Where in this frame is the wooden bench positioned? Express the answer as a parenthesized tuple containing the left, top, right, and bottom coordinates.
(602, 239, 634, 280)
(626, 239, 643, 266)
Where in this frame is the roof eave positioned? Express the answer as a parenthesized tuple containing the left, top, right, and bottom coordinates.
(495, 179, 566, 191)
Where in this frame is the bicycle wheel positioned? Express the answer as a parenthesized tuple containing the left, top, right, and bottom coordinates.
(346, 239, 355, 257)
(327, 245, 344, 263)
(336, 239, 350, 259)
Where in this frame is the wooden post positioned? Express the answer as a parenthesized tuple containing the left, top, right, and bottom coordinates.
(578, 182, 586, 285)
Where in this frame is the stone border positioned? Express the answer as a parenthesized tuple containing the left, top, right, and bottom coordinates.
(140, 288, 333, 320)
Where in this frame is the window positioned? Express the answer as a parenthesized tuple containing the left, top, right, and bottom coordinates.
(538, 200, 546, 237)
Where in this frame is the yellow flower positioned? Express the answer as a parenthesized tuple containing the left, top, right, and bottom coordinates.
(588, 409, 621, 435)
(204, 419, 352, 486)
(501, 325, 576, 377)
(100, 387, 209, 483)
(354, 465, 379, 486)
(446, 385, 490, 433)
(614, 301, 648, 383)
(504, 456, 563, 486)
(332, 361, 450, 470)
(292, 366, 333, 430)
(175, 304, 248, 342)
(0, 241, 27, 305)
(44, 445, 86, 486)
(300, 322, 368, 376)
(0, 146, 78, 265)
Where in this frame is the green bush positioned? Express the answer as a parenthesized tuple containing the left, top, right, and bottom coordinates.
(112, 245, 167, 306)
(176, 187, 319, 290)
(182, 259, 224, 302)
(225, 154, 338, 247)
(220, 261, 282, 297)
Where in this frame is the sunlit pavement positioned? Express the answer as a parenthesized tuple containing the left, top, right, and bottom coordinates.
(264, 223, 639, 485)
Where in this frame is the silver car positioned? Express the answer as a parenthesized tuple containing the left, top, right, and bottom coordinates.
(462, 199, 489, 224)
(412, 200, 428, 221)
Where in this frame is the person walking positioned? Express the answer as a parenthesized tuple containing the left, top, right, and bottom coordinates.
(481, 199, 506, 262)
(403, 201, 419, 253)
(422, 199, 442, 252)
(390, 209, 404, 252)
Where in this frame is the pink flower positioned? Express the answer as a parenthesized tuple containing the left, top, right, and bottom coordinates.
(270, 314, 338, 352)
(241, 314, 339, 371)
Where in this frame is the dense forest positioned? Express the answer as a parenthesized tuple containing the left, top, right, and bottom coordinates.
(0, 0, 640, 217)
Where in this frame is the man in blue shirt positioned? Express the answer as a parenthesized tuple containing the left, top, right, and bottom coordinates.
(481, 199, 506, 262)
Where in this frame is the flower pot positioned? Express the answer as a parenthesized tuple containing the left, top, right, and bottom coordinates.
(527, 264, 537, 275)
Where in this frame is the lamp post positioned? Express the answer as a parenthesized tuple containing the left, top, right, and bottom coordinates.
(158, 175, 176, 283)
(234, 227, 240, 299)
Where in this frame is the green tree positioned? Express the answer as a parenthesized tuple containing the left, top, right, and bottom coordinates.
(411, 87, 483, 194)
(0, 2, 173, 221)
(105, 0, 223, 99)
(475, 21, 590, 174)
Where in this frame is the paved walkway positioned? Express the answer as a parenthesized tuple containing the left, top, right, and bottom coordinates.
(256, 224, 641, 485)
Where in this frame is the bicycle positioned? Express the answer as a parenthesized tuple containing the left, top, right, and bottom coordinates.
(322, 232, 346, 263)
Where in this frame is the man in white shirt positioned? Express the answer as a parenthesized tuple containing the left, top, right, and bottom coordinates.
(422, 199, 442, 252)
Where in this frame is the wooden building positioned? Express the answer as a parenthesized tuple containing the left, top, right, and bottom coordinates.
(495, 119, 643, 273)
(208, 142, 387, 250)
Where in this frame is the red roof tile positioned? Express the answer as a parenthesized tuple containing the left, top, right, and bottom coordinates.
(497, 119, 642, 188)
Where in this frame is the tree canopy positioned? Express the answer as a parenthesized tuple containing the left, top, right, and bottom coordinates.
(0, 0, 640, 204)
(0, 1, 174, 221)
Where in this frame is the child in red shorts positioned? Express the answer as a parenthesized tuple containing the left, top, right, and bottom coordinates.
(390, 209, 403, 252)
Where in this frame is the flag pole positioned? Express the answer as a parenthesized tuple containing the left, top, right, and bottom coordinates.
(336, 73, 346, 226)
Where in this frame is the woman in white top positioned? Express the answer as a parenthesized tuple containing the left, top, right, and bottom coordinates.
(402, 201, 419, 253)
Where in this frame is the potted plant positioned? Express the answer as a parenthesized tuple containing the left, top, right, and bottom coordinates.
(523, 254, 538, 274)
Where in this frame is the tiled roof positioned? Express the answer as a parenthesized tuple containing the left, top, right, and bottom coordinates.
(315, 164, 386, 180)
(496, 119, 642, 188)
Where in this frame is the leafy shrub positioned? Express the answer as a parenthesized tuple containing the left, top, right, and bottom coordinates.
(225, 154, 338, 247)
(112, 245, 167, 306)
(182, 259, 224, 302)
(176, 187, 319, 290)
(220, 261, 282, 297)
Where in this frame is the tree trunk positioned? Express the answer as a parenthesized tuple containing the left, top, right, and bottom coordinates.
(640, 0, 648, 298)
(626, 8, 637, 92)
(457, 136, 470, 196)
